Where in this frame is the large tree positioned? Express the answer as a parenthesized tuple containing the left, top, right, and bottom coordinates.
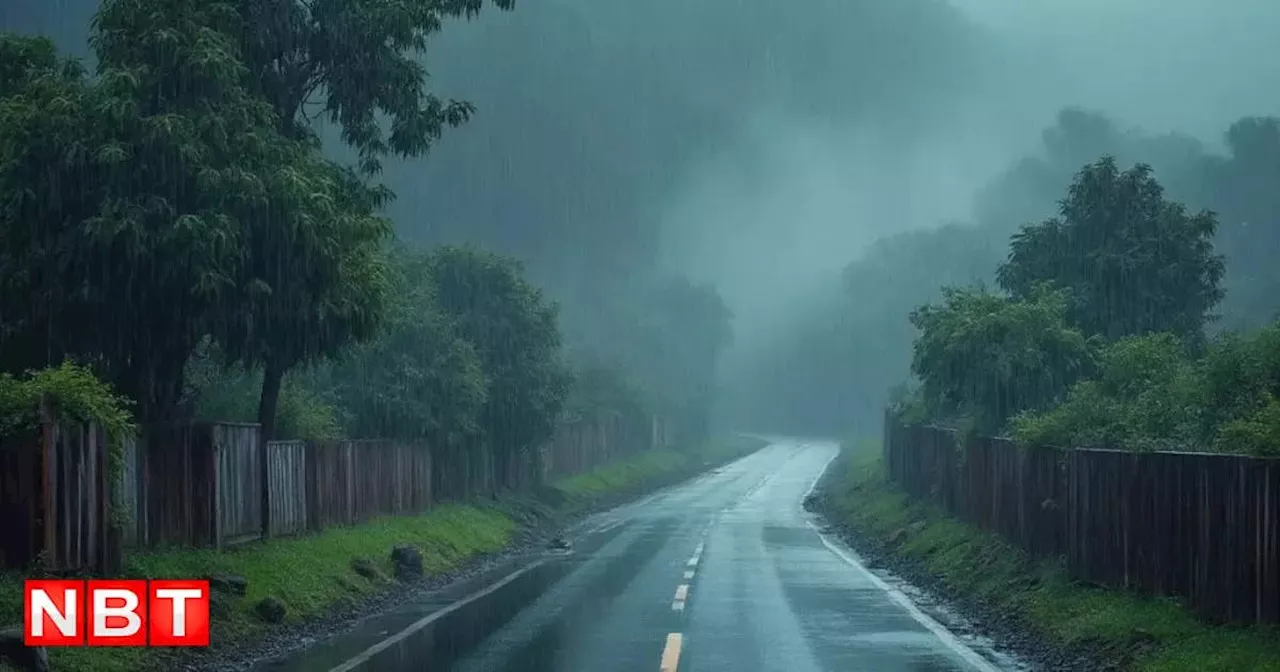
(213, 161, 393, 442)
(425, 246, 571, 492)
(997, 157, 1225, 342)
(220, 0, 516, 435)
(0, 18, 299, 421)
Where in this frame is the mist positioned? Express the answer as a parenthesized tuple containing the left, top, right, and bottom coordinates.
(5, 0, 1280, 438)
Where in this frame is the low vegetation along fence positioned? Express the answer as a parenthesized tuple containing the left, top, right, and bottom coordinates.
(3, 411, 672, 573)
(882, 413, 1280, 625)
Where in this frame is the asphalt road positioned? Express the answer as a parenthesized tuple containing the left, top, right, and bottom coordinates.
(265, 440, 1018, 672)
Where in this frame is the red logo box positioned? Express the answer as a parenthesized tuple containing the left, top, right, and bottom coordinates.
(24, 579, 210, 647)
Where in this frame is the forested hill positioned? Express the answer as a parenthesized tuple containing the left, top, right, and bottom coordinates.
(726, 108, 1280, 436)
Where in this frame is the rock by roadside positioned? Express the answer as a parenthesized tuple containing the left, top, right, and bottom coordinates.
(803, 486, 1114, 672)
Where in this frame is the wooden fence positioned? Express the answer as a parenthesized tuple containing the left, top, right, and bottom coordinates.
(0, 401, 113, 574)
(883, 413, 1280, 624)
(1, 409, 663, 572)
(112, 412, 653, 549)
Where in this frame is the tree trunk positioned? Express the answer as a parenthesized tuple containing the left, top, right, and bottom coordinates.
(257, 361, 284, 442)
(257, 360, 285, 538)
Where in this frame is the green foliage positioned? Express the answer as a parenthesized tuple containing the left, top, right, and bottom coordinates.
(184, 344, 343, 440)
(214, 154, 394, 440)
(0, 10, 310, 421)
(1215, 395, 1280, 457)
(565, 364, 647, 420)
(235, 0, 515, 173)
(908, 284, 1094, 432)
(1010, 333, 1202, 451)
(997, 157, 1225, 342)
(426, 246, 571, 457)
(320, 247, 487, 446)
(1009, 324, 1280, 455)
(0, 362, 136, 444)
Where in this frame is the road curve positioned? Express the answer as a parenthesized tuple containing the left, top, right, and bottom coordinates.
(262, 440, 1015, 672)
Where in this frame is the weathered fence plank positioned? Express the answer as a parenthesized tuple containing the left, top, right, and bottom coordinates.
(266, 440, 307, 537)
(214, 424, 262, 546)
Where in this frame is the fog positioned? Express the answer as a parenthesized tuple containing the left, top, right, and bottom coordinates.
(383, 0, 1280, 434)
(5, 0, 1280, 437)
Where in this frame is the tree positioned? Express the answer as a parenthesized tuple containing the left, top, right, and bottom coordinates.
(91, 0, 409, 439)
(1205, 117, 1280, 328)
(214, 160, 393, 441)
(323, 248, 488, 452)
(997, 157, 1225, 342)
(908, 285, 1094, 432)
(0, 12, 298, 422)
(425, 246, 571, 492)
(209, 0, 515, 436)
(637, 278, 734, 441)
(233, 0, 514, 173)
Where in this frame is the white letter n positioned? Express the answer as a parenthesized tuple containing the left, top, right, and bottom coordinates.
(31, 589, 76, 637)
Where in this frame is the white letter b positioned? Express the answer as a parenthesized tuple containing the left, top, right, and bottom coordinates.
(93, 589, 142, 637)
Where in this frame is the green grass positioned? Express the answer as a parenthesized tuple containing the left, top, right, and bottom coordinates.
(1, 504, 514, 672)
(0, 435, 766, 671)
(822, 440, 1280, 672)
(551, 435, 763, 504)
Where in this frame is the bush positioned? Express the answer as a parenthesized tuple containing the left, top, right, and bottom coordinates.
(1010, 333, 1202, 451)
(908, 284, 1095, 433)
(0, 361, 135, 444)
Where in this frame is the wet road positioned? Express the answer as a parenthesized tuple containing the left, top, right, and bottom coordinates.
(264, 440, 1014, 672)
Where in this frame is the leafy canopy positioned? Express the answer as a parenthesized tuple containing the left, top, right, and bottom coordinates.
(323, 247, 488, 447)
(0, 15, 295, 420)
(1010, 332, 1201, 452)
(235, 0, 515, 173)
(908, 284, 1094, 432)
(425, 246, 571, 456)
(997, 157, 1224, 342)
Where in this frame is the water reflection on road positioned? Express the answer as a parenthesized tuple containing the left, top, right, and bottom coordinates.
(261, 443, 1027, 672)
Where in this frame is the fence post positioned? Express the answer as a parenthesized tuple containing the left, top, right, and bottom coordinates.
(38, 393, 58, 569)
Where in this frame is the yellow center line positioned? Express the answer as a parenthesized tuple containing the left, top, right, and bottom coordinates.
(659, 633, 683, 672)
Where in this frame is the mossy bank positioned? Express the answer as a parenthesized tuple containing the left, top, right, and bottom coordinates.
(812, 440, 1280, 672)
(0, 435, 766, 672)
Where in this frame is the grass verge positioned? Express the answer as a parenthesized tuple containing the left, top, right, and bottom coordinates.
(0, 434, 765, 672)
(820, 439, 1280, 672)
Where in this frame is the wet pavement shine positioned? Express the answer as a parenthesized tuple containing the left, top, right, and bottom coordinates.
(260, 440, 1021, 672)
